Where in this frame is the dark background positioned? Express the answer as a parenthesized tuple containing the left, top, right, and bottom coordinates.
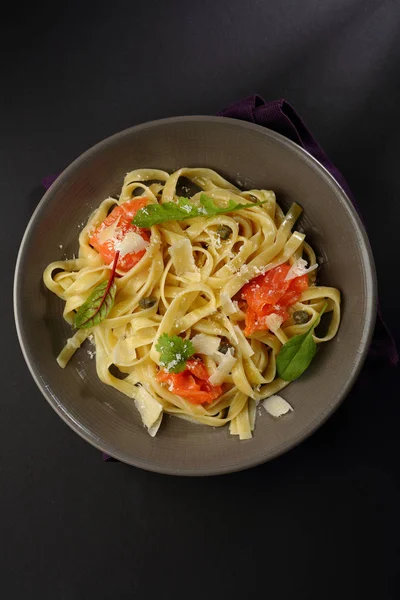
(1, 1, 399, 598)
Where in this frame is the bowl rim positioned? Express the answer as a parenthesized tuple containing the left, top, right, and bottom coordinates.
(13, 115, 377, 475)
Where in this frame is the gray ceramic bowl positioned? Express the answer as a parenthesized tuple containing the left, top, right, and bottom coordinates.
(14, 116, 377, 475)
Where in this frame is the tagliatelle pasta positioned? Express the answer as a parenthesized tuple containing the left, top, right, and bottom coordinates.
(43, 168, 341, 440)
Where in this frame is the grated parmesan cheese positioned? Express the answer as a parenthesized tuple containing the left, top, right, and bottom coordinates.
(96, 216, 122, 244)
(284, 258, 318, 281)
(237, 264, 267, 282)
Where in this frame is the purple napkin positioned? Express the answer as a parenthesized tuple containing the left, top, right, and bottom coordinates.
(218, 96, 354, 202)
(42, 96, 398, 462)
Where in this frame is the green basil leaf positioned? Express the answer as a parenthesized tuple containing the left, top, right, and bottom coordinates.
(132, 194, 267, 228)
(276, 303, 328, 381)
(132, 201, 196, 227)
(198, 194, 263, 215)
(276, 330, 317, 381)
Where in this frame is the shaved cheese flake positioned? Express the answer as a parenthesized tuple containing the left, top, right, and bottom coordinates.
(209, 349, 237, 385)
(134, 385, 163, 437)
(148, 415, 163, 437)
(284, 257, 318, 281)
(233, 325, 254, 358)
(264, 313, 284, 333)
(96, 216, 121, 244)
(169, 238, 198, 277)
(220, 292, 239, 316)
(115, 231, 149, 257)
(262, 395, 293, 417)
(191, 334, 221, 355)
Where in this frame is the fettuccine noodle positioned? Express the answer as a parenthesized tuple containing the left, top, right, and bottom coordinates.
(43, 168, 341, 440)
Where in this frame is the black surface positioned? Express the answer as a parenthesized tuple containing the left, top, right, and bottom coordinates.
(1, 1, 399, 598)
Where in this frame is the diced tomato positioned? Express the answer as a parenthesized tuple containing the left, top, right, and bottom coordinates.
(89, 198, 150, 272)
(157, 359, 223, 405)
(241, 264, 309, 336)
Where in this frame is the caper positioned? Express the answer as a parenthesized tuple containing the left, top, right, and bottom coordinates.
(131, 186, 146, 197)
(293, 310, 310, 324)
(216, 225, 233, 240)
(139, 296, 157, 309)
(218, 340, 233, 355)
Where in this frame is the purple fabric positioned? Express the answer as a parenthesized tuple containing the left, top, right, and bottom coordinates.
(219, 95, 355, 203)
(42, 96, 398, 462)
(102, 452, 117, 462)
(42, 174, 59, 190)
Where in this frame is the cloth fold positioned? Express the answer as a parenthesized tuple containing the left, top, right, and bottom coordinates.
(218, 95, 353, 202)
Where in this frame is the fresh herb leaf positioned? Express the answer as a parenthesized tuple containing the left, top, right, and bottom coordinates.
(155, 333, 195, 373)
(276, 303, 328, 381)
(74, 252, 120, 329)
(198, 194, 265, 216)
(132, 193, 267, 228)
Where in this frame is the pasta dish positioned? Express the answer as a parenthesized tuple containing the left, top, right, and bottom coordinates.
(43, 168, 341, 440)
